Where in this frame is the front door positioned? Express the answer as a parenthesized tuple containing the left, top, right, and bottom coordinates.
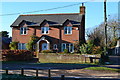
(42, 43, 48, 50)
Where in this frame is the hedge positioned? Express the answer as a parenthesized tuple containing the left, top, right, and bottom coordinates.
(2, 50, 34, 61)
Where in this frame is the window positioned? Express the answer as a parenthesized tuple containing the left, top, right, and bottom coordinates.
(20, 27, 27, 35)
(41, 27, 49, 34)
(69, 44, 74, 52)
(64, 26, 72, 34)
(18, 43, 26, 50)
(62, 43, 74, 52)
(62, 43, 66, 52)
(53, 44, 57, 49)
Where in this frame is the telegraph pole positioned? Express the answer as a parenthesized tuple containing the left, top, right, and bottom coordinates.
(104, 0, 107, 54)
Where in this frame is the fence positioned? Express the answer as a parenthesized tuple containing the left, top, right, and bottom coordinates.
(3, 67, 80, 80)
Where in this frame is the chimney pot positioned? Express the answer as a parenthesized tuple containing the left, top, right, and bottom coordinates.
(80, 3, 85, 14)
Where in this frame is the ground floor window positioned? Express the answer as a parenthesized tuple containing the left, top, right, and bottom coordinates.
(62, 43, 74, 52)
(53, 44, 57, 50)
(18, 43, 26, 50)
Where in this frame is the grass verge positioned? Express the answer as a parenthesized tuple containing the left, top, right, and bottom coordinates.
(83, 67, 120, 73)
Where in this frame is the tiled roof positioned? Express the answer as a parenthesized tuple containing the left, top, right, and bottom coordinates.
(11, 13, 83, 27)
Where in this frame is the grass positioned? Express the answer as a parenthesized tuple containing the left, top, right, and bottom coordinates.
(83, 67, 120, 72)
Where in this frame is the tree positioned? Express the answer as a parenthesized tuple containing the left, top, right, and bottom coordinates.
(80, 40, 94, 54)
(26, 35, 39, 51)
(86, 15, 118, 48)
(0, 31, 9, 37)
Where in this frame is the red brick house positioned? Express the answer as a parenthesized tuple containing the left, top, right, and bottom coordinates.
(11, 4, 86, 52)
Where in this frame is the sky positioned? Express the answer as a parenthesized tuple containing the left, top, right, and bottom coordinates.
(0, 1, 118, 37)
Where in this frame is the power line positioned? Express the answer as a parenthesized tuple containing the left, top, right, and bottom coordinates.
(0, 0, 94, 16)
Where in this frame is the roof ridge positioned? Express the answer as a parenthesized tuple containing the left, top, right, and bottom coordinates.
(20, 13, 81, 16)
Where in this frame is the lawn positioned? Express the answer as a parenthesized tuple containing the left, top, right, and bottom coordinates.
(83, 67, 120, 73)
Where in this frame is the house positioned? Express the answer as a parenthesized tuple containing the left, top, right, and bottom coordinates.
(11, 4, 86, 52)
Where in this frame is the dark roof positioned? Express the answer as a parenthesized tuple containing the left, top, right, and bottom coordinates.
(11, 13, 83, 27)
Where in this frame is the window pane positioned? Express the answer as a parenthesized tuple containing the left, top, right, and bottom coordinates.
(18, 43, 21, 49)
(64, 27, 67, 34)
(41, 27, 49, 34)
(62, 44, 66, 51)
(68, 27, 72, 34)
(20, 28, 23, 34)
(41, 27, 44, 33)
(46, 27, 49, 34)
(24, 27, 27, 34)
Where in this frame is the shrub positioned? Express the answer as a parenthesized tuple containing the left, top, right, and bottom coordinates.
(41, 50, 53, 53)
(26, 35, 39, 51)
(63, 49, 68, 53)
(92, 46, 102, 54)
(9, 41, 18, 50)
(2, 50, 34, 61)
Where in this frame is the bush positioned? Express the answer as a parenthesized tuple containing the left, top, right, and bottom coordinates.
(9, 41, 18, 50)
(26, 35, 39, 51)
(63, 49, 68, 53)
(41, 50, 53, 53)
(2, 50, 34, 61)
(92, 46, 102, 54)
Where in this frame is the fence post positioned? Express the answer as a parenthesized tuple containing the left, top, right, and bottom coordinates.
(5, 67, 8, 75)
(61, 74, 65, 80)
(48, 68, 51, 79)
(21, 68, 24, 76)
(36, 69, 38, 77)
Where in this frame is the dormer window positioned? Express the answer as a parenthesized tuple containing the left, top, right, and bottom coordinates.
(20, 27, 27, 35)
(64, 26, 72, 34)
(41, 27, 49, 34)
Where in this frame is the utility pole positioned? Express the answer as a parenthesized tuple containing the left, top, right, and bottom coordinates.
(104, 0, 107, 54)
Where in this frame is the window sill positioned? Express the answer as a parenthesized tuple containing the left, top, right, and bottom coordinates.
(64, 34, 72, 35)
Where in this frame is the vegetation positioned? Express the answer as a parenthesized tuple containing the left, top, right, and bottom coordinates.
(9, 41, 18, 50)
(63, 49, 69, 53)
(2, 50, 34, 61)
(84, 67, 120, 72)
(79, 40, 94, 54)
(0, 31, 9, 37)
(41, 50, 53, 53)
(26, 35, 39, 51)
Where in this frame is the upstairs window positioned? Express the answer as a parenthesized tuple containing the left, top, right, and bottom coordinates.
(64, 26, 72, 34)
(41, 27, 49, 34)
(20, 27, 27, 35)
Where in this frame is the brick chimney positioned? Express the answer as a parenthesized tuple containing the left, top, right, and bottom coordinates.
(79, 3, 86, 44)
(80, 3, 85, 14)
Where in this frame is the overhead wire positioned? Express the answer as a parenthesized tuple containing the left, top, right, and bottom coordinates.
(0, 0, 95, 16)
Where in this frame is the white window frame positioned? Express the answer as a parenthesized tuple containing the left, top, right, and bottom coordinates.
(64, 26, 72, 34)
(62, 43, 74, 52)
(18, 43, 26, 50)
(53, 44, 57, 49)
(20, 27, 28, 35)
(41, 27, 49, 34)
